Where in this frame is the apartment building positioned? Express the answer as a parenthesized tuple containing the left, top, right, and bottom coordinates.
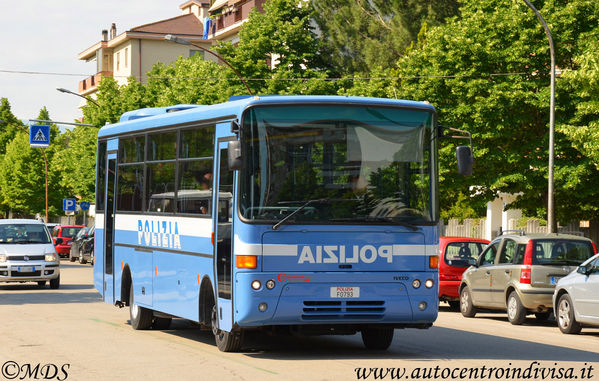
(77, 1, 211, 96)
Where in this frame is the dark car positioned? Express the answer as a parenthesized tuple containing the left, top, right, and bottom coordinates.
(52, 225, 85, 258)
(79, 226, 95, 265)
(68, 227, 89, 263)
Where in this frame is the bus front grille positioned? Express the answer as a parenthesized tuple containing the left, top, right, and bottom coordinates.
(302, 300, 385, 320)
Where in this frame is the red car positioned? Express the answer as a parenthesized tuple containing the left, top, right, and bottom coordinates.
(439, 236, 489, 309)
(52, 225, 85, 258)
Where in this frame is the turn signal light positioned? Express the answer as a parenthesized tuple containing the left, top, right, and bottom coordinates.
(429, 256, 439, 269)
(236, 255, 257, 269)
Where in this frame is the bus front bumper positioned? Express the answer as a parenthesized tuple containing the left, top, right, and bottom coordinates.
(233, 272, 438, 327)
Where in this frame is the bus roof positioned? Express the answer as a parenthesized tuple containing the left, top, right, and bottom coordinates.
(98, 95, 436, 139)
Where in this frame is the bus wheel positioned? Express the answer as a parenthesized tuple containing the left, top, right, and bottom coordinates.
(361, 328, 394, 350)
(130, 287, 152, 330)
(211, 305, 242, 352)
(152, 317, 172, 330)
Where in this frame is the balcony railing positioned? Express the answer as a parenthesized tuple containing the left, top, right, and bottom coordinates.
(78, 71, 112, 96)
(209, 0, 266, 38)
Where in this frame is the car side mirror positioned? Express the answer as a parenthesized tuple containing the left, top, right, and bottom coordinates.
(55, 237, 63, 245)
(577, 265, 592, 275)
(227, 140, 243, 171)
(456, 146, 473, 176)
(468, 257, 478, 267)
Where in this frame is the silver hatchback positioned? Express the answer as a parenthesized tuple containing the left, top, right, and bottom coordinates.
(0, 219, 60, 288)
(459, 232, 595, 325)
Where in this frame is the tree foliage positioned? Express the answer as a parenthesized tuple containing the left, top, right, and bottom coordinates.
(312, 0, 460, 75)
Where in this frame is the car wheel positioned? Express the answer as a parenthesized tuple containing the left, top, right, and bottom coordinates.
(361, 328, 394, 350)
(557, 294, 582, 334)
(507, 291, 526, 325)
(460, 286, 477, 317)
(49, 275, 60, 289)
(69, 255, 76, 262)
(79, 255, 86, 264)
(129, 287, 152, 330)
(211, 304, 243, 352)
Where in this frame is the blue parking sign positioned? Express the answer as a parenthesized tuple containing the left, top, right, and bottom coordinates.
(63, 198, 76, 212)
(30, 124, 51, 148)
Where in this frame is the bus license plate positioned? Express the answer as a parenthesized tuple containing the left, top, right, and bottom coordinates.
(18, 266, 34, 273)
(330, 286, 360, 298)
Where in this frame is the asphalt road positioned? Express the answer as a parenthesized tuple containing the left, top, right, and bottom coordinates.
(1, 263, 598, 381)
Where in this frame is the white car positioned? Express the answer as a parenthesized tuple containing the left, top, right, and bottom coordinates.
(0, 219, 60, 288)
(553, 253, 599, 334)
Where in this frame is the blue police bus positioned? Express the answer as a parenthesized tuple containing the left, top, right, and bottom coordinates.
(94, 95, 472, 351)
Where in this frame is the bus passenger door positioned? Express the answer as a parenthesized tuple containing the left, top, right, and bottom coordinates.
(214, 140, 234, 332)
(103, 153, 117, 304)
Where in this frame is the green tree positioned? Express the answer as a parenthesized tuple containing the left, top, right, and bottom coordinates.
(381, 0, 599, 223)
(0, 108, 65, 218)
(312, 0, 460, 75)
(51, 125, 98, 203)
(216, 0, 337, 95)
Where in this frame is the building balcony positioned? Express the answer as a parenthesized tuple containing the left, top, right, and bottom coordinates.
(78, 71, 112, 96)
(209, 0, 265, 40)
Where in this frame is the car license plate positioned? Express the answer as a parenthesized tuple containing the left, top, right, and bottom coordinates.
(18, 266, 34, 273)
(330, 286, 360, 298)
(550, 276, 561, 285)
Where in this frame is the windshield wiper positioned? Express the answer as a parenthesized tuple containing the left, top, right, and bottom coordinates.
(272, 198, 331, 230)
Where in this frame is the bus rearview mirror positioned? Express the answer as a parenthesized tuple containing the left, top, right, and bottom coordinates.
(227, 140, 243, 171)
(456, 146, 473, 176)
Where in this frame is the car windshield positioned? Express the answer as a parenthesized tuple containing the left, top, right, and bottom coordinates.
(444, 241, 486, 267)
(61, 227, 83, 238)
(0, 223, 52, 244)
(239, 104, 437, 225)
(532, 239, 594, 266)
(75, 228, 88, 240)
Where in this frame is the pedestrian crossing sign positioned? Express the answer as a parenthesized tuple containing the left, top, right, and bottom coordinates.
(30, 124, 51, 148)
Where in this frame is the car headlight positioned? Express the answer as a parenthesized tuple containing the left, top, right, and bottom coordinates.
(45, 253, 57, 262)
(0, 254, 6, 263)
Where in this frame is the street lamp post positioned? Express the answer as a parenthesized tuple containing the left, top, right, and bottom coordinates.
(523, 0, 556, 233)
(57, 87, 100, 107)
(164, 34, 253, 95)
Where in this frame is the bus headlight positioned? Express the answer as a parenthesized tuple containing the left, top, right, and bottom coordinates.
(425, 279, 434, 288)
(258, 303, 268, 312)
(412, 279, 421, 289)
(251, 280, 261, 290)
(418, 302, 427, 311)
(266, 279, 276, 289)
(0, 254, 6, 263)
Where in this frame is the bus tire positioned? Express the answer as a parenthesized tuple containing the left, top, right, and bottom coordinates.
(211, 305, 242, 352)
(130, 287, 152, 330)
(361, 328, 394, 350)
(152, 317, 172, 330)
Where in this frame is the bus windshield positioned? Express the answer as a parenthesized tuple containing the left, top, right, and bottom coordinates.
(239, 104, 437, 225)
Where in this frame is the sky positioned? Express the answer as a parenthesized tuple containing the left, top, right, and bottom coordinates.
(0, 1, 183, 128)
